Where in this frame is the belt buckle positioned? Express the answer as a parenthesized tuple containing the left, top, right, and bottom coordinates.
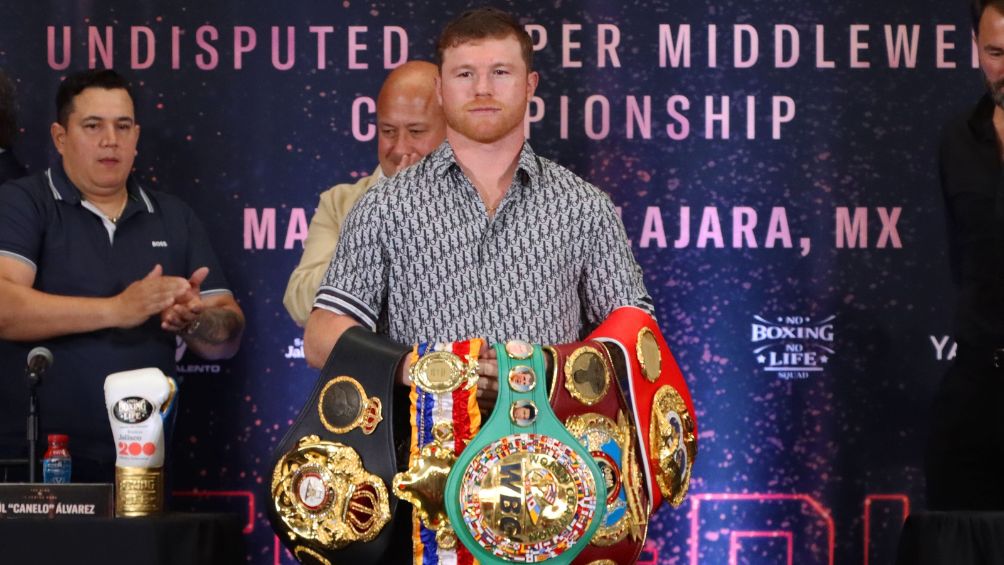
(994, 349, 1004, 369)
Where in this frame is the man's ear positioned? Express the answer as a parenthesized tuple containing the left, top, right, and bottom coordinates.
(50, 122, 66, 156)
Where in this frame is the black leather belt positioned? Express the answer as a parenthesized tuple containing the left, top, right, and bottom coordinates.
(266, 327, 410, 564)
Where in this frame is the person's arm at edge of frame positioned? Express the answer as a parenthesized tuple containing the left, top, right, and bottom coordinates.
(0, 255, 190, 341)
(303, 308, 414, 386)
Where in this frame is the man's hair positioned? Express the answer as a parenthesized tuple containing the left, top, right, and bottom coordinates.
(972, 0, 1004, 33)
(0, 69, 16, 149)
(56, 69, 134, 126)
(436, 7, 534, 72)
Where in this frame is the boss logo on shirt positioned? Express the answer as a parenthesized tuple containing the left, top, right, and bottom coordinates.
(151, 241, 168, 247)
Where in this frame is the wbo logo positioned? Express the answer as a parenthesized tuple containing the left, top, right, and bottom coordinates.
(751, 315, 835, 380)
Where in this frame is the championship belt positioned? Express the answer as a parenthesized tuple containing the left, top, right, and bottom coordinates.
(393, 339, 482, 564)
(587, 306, 698, 511)
(104, 368, 178, 517)
(444, 341, 607, 564)
(266, 327, 410, 564)
(545, 341, 650, 564)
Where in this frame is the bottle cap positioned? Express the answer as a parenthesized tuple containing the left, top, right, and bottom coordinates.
(47, 434, 69, 444)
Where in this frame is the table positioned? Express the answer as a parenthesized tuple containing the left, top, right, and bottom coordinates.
(0, 512, 245, 564)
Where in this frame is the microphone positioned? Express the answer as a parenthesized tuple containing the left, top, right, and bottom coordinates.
(26, 347, 53, 384)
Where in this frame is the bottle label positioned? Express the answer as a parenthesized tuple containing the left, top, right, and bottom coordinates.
(43, 457, 72, 484)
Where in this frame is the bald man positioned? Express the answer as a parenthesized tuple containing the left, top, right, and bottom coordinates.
(283, 61, 446, 326)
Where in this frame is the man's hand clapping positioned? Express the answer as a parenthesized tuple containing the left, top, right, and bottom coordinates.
(113, 264, 189, 329)
(160, 267, 210, 333)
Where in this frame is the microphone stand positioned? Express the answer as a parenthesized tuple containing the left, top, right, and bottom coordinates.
(26, 369, 41, 483)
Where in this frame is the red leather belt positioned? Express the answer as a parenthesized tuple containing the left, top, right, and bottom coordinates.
(588, 306, 698, 511)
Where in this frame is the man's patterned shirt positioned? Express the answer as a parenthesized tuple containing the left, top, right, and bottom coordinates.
(314, 141, 653, 345)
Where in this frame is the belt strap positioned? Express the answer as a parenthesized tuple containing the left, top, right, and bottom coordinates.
(445, 341, 607, 564)
(266, 327, 409, 563)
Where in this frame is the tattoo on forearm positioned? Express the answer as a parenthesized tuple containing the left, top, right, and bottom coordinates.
(188, 309, 242, 345)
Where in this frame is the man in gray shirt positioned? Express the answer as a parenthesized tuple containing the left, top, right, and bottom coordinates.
(303, 8, 652, 406)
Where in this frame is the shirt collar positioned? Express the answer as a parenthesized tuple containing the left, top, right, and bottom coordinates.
(428, 140, 541, 188)
(968, 93, 997, 144)
(45, 164, 155, 214)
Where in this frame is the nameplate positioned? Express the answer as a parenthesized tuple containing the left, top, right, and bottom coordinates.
(0, 484, 114, 519)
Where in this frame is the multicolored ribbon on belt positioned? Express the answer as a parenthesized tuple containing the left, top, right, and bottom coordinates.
(397, 339, 483, 565)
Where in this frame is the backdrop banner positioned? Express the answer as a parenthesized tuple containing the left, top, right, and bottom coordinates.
(0, 1, 976, 563)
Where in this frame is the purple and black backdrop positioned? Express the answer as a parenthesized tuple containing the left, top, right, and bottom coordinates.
(0, 1, 980, 563)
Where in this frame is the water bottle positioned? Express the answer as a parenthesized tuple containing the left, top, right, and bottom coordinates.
(42, 434, 72, 484)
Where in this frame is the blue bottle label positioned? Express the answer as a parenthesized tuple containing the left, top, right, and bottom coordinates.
(42, 456, 71, 484)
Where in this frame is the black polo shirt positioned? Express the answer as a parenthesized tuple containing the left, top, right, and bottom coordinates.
(0, 165, 230, 479)
(939, 94, 1004, 350)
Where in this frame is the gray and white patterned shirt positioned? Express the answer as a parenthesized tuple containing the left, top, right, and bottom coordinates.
(314, 141, 653, 345)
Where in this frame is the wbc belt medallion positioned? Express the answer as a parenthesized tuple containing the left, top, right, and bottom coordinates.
(445, 342, 606, 565)
(458, 433, 599, 562)
(270, 436, 391, 550)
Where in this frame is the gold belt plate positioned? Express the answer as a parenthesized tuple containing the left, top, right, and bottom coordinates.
(411, 351, 477, 393)
(270, 435, 391, 549)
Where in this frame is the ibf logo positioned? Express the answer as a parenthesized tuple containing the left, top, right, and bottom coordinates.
(751, 315, 835, 380)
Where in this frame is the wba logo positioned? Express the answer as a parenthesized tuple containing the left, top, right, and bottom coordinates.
(751, 315, 835, 380)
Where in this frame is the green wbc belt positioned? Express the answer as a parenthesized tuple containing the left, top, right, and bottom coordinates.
(444, 341, 606, 564)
